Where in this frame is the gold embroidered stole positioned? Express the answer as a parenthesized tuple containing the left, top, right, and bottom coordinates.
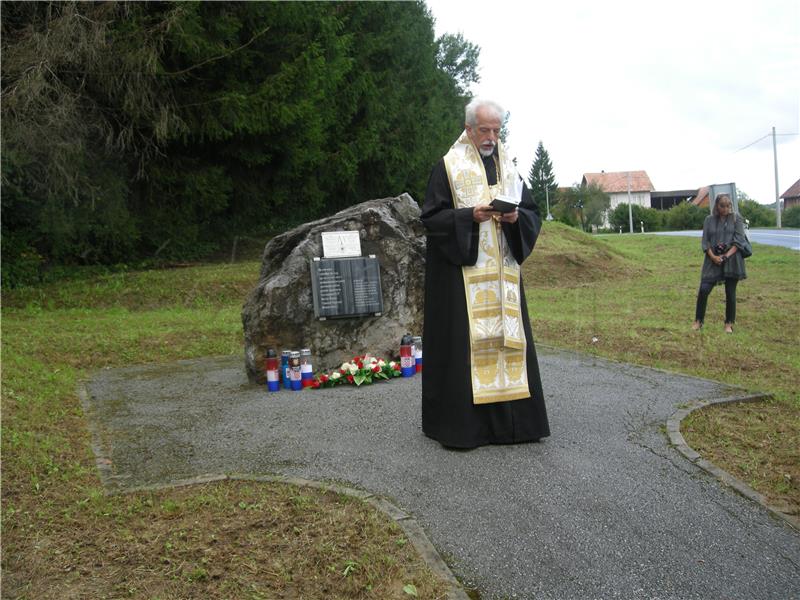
(443, 131, 529, 404)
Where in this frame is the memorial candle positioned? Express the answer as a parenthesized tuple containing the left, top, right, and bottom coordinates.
(400, 334, 414, 377)
(289, 351, 302, 391)
(265, 349, 280, 392)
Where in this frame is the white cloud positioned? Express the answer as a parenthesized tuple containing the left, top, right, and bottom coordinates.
(427, 0, 800, 204)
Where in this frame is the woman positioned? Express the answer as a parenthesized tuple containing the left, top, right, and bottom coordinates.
(692, 193, 748, 333)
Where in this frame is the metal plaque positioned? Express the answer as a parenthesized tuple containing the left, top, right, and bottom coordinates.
(310, 256, 383, 319)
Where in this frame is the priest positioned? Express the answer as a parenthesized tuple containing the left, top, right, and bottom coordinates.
(420, 98, 550, 449)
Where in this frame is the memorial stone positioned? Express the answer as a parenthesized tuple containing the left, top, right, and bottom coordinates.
(242, 194, 425, 383)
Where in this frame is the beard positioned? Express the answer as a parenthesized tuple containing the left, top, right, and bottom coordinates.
(478, 142, 495, 157)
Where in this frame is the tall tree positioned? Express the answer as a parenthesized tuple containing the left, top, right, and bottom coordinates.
(527, 141, 557, 217)
(1, 1, 481, 284)
(435, 32, 480, 98)
(1, 2, 185, 267)
(550, 183, 609, 231)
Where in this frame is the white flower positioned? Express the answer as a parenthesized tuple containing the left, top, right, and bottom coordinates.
(340, 362, 352, 372)
(378, 359, 386, 367)
(348, 364, 359, 375)
(331, 372, 341, 380)
(389, 361, 396, 368)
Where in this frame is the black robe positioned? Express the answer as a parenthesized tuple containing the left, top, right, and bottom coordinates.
(420, 156, 551, 449)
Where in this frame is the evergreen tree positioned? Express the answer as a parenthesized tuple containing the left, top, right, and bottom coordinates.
(1, 1, 480, 283)
(527, 141, 557, 218)
(435, 32, 480, 97)
(500, 111, 511, 145)
(1, 2, 185, 269)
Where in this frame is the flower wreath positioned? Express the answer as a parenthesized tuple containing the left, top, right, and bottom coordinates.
(312, 354, 402, 388)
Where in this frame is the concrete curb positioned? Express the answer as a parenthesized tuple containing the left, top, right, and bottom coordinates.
(666, 392, 799, 531)
(107, 472, 471, 600)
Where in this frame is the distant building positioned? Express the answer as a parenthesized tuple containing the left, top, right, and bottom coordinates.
(692, 183, 739, 212)
(650, 190, 697, 210)
(780, 177, 800, 210)
(582, 170, 654, 225)
(691, 186, 711, 208)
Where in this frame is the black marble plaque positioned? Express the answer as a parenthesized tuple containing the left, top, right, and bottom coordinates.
(310, 256, 383, 319)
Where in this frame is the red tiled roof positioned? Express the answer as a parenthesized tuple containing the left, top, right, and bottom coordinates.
(780, 177, 800, 199)
(582, 171, 654, 193)
(691, 186, 710, 207)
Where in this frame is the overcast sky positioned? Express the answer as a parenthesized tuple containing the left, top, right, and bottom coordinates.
(426, 0, 799, 205)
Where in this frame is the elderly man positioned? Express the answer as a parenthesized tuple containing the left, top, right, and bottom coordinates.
(420, 98, 550, 449)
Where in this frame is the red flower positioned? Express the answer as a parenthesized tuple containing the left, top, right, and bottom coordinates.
(393, 364, 401, 371)
(372, 365, 381, 373)
(320, 374, 329, 383)
(311, 380, 320, 389)
(346, 374, 354, 384)
(340, 368, 347, 374)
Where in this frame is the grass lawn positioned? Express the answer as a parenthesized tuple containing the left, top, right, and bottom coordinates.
(2, 223, 797, 597)
(524, 223, 799, 515)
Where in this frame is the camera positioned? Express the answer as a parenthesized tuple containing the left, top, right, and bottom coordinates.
(713, 243, 729, 256)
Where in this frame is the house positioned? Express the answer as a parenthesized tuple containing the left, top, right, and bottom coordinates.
(780, 177, 800, 210)
(582, 170, 654, 225)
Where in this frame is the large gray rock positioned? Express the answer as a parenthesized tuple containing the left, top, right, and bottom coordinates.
(242, 194, 426, 383)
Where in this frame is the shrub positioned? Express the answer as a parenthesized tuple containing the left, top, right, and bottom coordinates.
(665, 202, 706, 230)
(609, 204, 664, 232)
(0, 232, 44, 288)
(739, 199, 776, 227)
(782, 205, 800, 228)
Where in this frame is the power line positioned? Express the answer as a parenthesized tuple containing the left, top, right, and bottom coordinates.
(735, 131, 798, 153)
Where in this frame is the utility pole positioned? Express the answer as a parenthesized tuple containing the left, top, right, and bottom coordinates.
(540, 168, 553, 221)
(773, 126, 781, 228)
(627, 171, 633, 233)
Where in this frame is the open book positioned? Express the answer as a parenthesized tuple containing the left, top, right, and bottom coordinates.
(490, 174, 524, 213)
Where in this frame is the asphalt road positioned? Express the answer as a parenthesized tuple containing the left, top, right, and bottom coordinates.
(83, 349, 800, 600)
(651, 228, 800, 250)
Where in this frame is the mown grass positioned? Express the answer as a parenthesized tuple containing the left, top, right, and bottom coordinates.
(524, 222, 799, 514)
(1, 262, 447, 600)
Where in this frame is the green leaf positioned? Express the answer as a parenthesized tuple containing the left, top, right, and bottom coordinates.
(403, 583, 418, 596)
(353, 373, 366, 386)
(342, 560, 358, 577)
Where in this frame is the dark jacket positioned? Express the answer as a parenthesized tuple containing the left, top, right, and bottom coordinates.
(700, 213, 747, 283)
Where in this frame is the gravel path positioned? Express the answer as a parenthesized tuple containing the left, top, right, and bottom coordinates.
(83, 348, 800, 600)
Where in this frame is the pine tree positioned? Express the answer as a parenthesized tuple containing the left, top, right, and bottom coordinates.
(527, 141, 557, 218)
(1, 1, 480, 280)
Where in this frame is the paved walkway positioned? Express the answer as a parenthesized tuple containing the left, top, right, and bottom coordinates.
(82, 348, 800, 600)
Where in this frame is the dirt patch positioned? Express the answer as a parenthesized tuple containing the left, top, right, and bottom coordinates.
(1, 479, 446, 600)
(524, 224, 641, 287)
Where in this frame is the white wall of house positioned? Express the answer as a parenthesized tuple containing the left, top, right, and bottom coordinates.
(609, 191, 651, 210)
(603, 192, 652, 227)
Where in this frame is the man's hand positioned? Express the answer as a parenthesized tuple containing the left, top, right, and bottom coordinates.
(497, 209, 518, 224)
(473, 204, 499, 223)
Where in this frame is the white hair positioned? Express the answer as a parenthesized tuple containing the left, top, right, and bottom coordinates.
(465, 98, 505, 127)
